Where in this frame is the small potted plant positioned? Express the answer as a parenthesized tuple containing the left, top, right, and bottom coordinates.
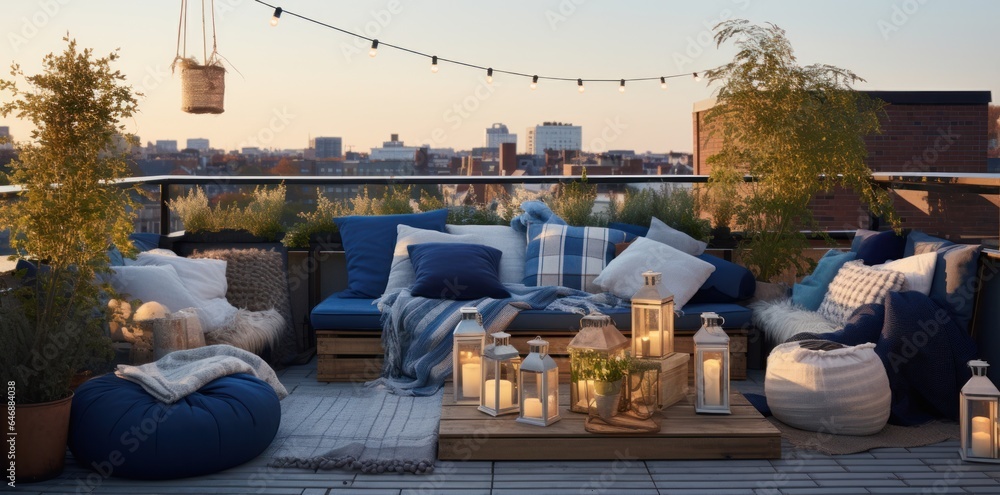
(0, 37, 138, 482)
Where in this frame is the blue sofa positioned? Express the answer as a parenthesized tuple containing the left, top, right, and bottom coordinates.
(311, 221, 757, 381)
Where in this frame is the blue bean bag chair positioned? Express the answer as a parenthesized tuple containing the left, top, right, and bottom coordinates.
(69, 373, 281, 480)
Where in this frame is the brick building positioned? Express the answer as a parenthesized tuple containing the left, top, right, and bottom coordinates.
(693, 91, 997, 243)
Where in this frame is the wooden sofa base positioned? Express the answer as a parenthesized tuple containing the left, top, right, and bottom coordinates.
(316, 329, 748, 383)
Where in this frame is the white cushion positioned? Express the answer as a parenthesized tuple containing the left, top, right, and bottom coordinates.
(817, 260, 904, 325)
(647, 217, 707, 256)
(766, 341, 890, 435)
(385, 224, 526, 293)
(107, 265, 236, 332)
(133, 251, 228, 300)
(593, 236, 715, 309)
(874, 251, 937, 295)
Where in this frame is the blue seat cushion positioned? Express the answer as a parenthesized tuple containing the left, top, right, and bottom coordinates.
(312, 291, 751, 334)
(69, 373, 280, 480)
(311, 291, 383, 330)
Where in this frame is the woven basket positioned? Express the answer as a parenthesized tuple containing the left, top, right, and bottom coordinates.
(181, 63, 225, 114)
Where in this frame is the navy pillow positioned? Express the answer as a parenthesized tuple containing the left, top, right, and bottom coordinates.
(854, 229, 906, 265)
(407, 242, 510, 300)
(334, 209, 449, 298)
(907, 230, 983, 331)
(687, 253, 756, 304)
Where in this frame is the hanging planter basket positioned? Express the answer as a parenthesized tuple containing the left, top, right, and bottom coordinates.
(179, 59, 225, 114)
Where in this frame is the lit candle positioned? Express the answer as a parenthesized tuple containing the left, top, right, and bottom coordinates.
(523, 398, 543, 419)
(972, 416, 993, 458)
(483, 379, 513, 410)
(576, 379, 596, 408)
(649, 331, 662, 357)
(640, 337, 650, 357)
(461, 360, 481, 398)
(703, 358, 721, 406)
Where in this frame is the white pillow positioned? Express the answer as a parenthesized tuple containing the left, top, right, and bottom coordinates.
(647, 217, 707, 256)
(107, 265, 202, 315)
(593, 236, 715, 309)
(817, 261, 904, 325)
(874, 252, 937, 295)
(385, 225, 526, 293)
(133, 251, 228, 300)
(446, 224, 526, 283)
(107, 265, 237, 332)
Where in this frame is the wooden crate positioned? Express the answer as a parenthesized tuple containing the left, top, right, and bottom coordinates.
(438, 383, 781, 461)
(316, 328, 748, 382)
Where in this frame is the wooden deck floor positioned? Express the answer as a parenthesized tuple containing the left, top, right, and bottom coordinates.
(11, 361, 1000, 495)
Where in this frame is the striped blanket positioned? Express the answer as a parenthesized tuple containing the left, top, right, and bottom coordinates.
(369, 284, 622, 396)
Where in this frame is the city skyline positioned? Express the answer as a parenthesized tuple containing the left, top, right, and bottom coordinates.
(2, 1, 998, 154)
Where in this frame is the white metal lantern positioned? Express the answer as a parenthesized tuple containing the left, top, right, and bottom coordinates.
(568, 314, 630, 414)
(961, 360, 1000, 463)
(631, 271, 674, 360)
(479, 331, 520, 416)
(517, 336, 561, 426)
(452, 307, 486, 405)
(693, 312, 730, 414)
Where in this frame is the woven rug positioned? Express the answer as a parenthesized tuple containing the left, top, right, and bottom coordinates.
(264, 386, 442, 474)
(768, 418, 959, 455)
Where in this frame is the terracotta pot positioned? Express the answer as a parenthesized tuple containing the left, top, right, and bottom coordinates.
(14, 393, 73, 483)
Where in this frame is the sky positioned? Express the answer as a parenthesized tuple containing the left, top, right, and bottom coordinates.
(1, 0, 997, 155)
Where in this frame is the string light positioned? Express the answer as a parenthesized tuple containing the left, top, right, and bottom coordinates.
(257, 2, 708, 93)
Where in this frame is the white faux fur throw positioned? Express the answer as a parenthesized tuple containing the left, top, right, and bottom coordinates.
(115, 344, 289, 404)
(205, 308, 285, 355)
(750, 298, 841, 346)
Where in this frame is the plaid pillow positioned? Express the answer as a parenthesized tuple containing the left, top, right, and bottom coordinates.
(818, 260, 904, 325)
(522, 223, 629, 293)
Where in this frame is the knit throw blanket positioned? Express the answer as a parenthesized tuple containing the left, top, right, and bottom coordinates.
(369, 284, 622, 396)
(115, 344, 289, 403)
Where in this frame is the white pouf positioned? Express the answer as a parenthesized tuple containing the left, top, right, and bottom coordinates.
(765, 340, 890, 435)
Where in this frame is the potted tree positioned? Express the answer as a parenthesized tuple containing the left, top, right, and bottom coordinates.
(703, 20, 898, 282)
(0, 37, 139, 482)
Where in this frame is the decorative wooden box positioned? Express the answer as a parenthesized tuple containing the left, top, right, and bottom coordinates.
(660, 352, 690, 409)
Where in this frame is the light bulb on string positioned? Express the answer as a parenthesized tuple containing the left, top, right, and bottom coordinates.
(530, 75, 538, 90)
(619, 79, 626, 93)
(270, 7, 282, 26)
(369, 39, 379, 58)
(693, 72, 701, 82)
(431, 55, 439, 73)
(486, 68, 493, 84)
(660, 76, 668, 90)
(577, 78, 585, 93)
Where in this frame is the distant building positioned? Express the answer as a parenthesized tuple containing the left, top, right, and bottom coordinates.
(370, 134, 418, 161)
(186, 138, 210, 152)
(311, 136, 343, 159)
(241, 147, 262, 156)
(155, 140, 178, 154)
(526, 122, 582, 156)
(485, 123, 517, 149)
(0, 126, 11, 150)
